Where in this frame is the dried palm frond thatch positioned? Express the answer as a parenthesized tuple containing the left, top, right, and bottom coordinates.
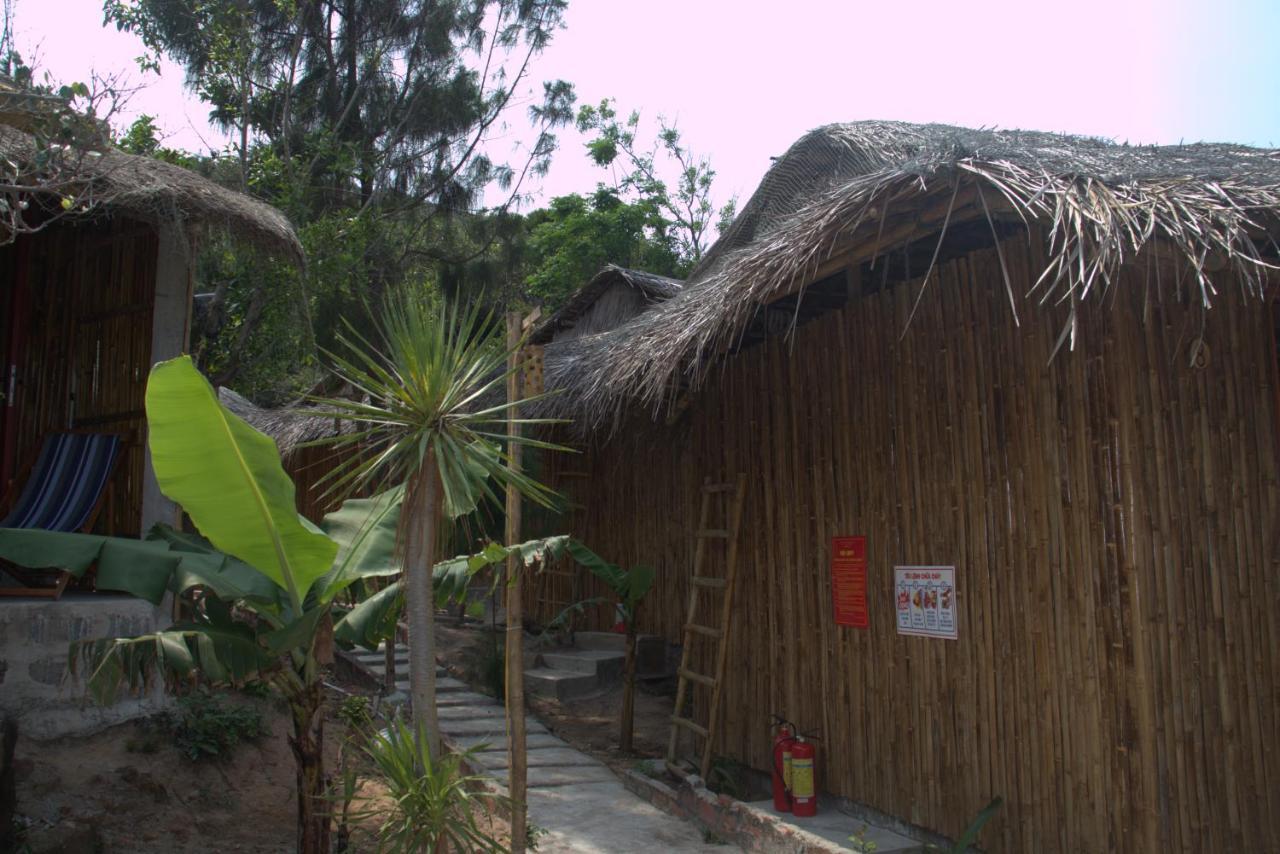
(529, 265, 683, 344)
(0, 123, 303, 262)
(218, 388, 352, 458)
(543, 121, 1280, 432)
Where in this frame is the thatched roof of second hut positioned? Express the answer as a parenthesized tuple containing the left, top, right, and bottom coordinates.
(530, 265, 683, 344)
(219, 388, 351, 458)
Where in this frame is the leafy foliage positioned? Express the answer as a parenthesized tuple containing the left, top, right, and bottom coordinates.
(310, 291, 564, 515)
(353, 718, 508, 853)
(333, 535, 570, 651)
(577, 98, 737, 267)
(564, 540, 654, 627)
(0, 357, 412, 851)
(104, 0, 577, 393)
(523, 189, 683, 309)
(169, 691, 266, 761)
(146, 356, 337, 611)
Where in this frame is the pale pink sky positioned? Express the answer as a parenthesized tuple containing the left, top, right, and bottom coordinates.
(13, 0, 1280, 213)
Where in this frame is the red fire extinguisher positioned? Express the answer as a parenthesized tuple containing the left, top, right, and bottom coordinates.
(770, 716, 796, 812)
(790, 733, 818, 817)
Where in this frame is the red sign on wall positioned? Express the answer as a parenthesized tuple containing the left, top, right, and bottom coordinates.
(831, 536, 869, 628)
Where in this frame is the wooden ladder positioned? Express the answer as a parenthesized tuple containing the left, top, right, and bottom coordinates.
(666, 473, 748, 779)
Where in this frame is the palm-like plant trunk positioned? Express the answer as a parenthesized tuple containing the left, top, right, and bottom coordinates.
(406, 451, 442, 759)
(620, 623, 637, 753)
(288, 676, 331, 854)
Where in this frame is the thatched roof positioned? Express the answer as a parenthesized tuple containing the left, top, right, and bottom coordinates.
(543, 120, 1280, 432)
(529, 265, 683, 344)
(219, 388, 349, 457)
(0, 123, 303, 262)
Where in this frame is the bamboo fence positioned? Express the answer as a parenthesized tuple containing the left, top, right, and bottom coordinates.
(527, 233, 1280, 853)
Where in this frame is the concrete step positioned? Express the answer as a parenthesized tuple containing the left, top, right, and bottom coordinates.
(536, 649, 625, 680)
(569, 631, 665, 674)
(366, 662, 444, 679)
(523, 667, 599, 701)
(451, 732, 569, 754)
(395, 676, 467, 694)
(493, 763, 620, 789)
(469, 746, 604, 772)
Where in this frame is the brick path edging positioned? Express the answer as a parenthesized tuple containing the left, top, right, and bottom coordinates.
(619, 768, 860, 854)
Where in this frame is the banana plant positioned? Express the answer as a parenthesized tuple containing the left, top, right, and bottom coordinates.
(333, 536, 570, 651)
(0, 357, 403, 854)
(564, 541, 655, 752)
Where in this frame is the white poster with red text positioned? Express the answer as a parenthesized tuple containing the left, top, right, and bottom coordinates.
(894, 566, 957, 640)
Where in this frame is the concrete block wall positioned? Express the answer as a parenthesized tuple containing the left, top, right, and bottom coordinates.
(0, 595, 169, 740)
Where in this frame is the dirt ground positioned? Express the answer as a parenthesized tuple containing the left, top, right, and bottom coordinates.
(12, 621, 673, 854)
(11, 674, 510, 853)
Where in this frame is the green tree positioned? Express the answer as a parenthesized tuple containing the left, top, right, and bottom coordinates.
(116, 114, 200, 167)
(104, 0, 576, 385)
(577, 98, 736, 267)
(523, 189, 682, 310)
(311, 292, 561, 759)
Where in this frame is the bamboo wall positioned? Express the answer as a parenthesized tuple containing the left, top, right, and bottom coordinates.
(1, 218, 158, 536)
(529, 236, 1280, 853)
(287, 445, 350, 523)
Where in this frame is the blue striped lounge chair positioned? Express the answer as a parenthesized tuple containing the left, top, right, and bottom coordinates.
(0, 432, 122, 598)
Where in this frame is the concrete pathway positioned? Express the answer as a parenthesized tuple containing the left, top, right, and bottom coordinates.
(745, 800, 919, 852)
(353, 649, 733, 853)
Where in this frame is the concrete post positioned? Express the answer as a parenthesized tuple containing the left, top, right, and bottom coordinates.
(139, 221, 194, 533)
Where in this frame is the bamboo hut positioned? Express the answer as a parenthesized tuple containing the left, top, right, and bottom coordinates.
(0, 120, 302, 537)
(527, 122, 1280, 853)
(530, 265, 683, 344)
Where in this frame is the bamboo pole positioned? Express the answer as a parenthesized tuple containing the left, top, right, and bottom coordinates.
(504, 311, 527, 854)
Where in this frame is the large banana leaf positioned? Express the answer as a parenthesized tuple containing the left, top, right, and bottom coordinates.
(565, 540, 654, 618)
(146, 525, 284, 609)
(70, 616, 273, 706)
(433, 535, 570, 604)
(313, 485, 404, 603)
(334, 535, 569, 651)
(333, 580, 403, 651)
(0, 527, 252, 606)
(146, 356, 337, 607)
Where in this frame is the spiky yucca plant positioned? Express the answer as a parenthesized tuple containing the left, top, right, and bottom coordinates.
(311, 291, 561, 757)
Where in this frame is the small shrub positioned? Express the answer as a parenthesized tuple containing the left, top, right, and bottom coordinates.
(465, 599, 486, 621)
(354, 717, 508, 853)
(337, 695, 374, 732)
(237, 680, 272, 700)
(526, 822, 548, 851)
(706, 756, 748, 800)
(335, 694, 376, 852)
(169, 692, 265, 761)
(849, 824, 879, 853)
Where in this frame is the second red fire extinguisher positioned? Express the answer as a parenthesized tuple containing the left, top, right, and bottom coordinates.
(770, 716, 796, 812)
(790, 734, 818, 817)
